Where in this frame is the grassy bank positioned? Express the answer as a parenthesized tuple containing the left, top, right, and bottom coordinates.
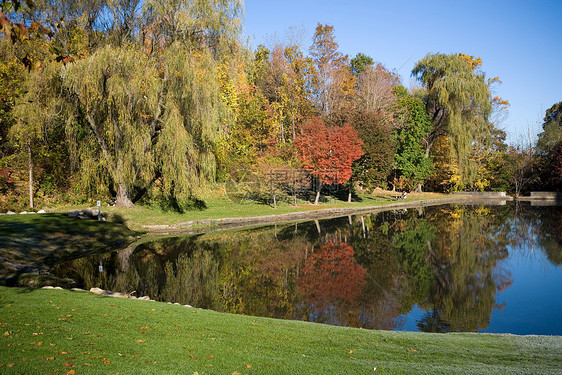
(52, 192, 450, 231)
(0, 214, 139, 285)
(0, 287, 560, 374)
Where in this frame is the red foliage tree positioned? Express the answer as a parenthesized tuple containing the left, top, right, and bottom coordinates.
(295, 117, 364, 204)
(298, 242, 366, 309)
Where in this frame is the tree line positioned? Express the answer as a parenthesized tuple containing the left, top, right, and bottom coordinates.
(0, 0, 560, 210)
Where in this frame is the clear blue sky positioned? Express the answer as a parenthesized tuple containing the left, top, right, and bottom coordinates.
(242, 0, 562, 145)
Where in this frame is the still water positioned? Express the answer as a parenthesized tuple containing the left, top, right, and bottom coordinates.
(51, 202, 562, 335)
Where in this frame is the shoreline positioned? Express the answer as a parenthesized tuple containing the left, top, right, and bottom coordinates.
(142, 195, 506, 234)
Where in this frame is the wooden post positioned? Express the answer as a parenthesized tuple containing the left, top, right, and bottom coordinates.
(28, 141, 33, 209)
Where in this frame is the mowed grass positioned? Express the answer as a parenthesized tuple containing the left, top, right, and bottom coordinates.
(1, 287, 560, 374)
(51, 192, 449, 230)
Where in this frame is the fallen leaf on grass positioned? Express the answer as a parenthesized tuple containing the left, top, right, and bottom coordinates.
(65, 370, 76, 375)
(246, 364, 251, 368)
(410, 348, 418, 352)
(103, 358, 111, 364)
(190, 354, 197, 359)
(206, 355, 214, 359)
(137, 339, 147, 343)
(6, 363, 15, 367)
(349, 349, 354, 354)
(41, 357, 55, 361)
(64, 362, 73, 367)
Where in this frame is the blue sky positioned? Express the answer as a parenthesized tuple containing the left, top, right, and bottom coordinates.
(242, 0, 562, 145)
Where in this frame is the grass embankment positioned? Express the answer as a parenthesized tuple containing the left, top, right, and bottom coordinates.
(0, 214, 139, 285)
(52, 192, 450, 231)
(1, 287, 560, 375)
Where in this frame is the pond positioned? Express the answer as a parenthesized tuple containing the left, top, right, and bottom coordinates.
(48, 202, 562, 335)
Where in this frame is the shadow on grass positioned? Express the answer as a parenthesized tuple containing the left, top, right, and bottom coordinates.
(155, 196, 208, 213)
(0, 213, 139, 286)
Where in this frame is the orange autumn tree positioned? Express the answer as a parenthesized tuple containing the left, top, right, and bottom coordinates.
(295, 117, 363, 204)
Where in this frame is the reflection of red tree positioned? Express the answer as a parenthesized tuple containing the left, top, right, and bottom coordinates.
(299, 242, 366, 306)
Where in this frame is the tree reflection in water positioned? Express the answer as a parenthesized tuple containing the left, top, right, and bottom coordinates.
(48, 203, 561, 333)
(298, 242, 366, 326)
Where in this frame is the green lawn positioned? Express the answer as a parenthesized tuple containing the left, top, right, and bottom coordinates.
(0, 287, 560, 374)
(51, 192, 450, 230)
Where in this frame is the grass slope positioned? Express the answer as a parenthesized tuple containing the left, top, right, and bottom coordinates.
(1, 287, 560, 374)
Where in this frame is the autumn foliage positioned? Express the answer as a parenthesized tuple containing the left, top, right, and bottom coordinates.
(295, 117, 364, 186)
(299, 242, 366, 308)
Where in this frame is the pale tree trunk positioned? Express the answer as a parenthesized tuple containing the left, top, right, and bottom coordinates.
(415, 183, 423, 193)
(28, 141, 34, 209)
(116, 183, 134, 207)
(314, 182, 321, 205)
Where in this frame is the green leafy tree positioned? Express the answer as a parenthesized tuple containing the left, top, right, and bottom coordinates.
(62, 46, 161, 207)
(63, 43, 226, 207)
(142, 0, 243, 57)
(351, 110, 396, 189)
(536, 102, 562, 155)
(393, 86, 434, 192)
(350, 52, 374, 77)
(535, 101, 562, 190)
(11, 61, 69, 209)
(412, 53, 492, 188)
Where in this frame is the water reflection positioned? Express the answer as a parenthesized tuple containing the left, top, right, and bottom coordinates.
(50, 202, 562, 334)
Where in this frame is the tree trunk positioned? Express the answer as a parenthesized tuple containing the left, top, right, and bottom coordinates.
(116, 183, 134, 207)
(415, 183, 423, 193)
(314, 183, 321, 205)
(28, 141, 34, 209)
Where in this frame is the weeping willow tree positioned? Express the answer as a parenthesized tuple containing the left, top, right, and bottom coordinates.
(59, 0, 243, 207)
(11, 60, 68, 209)
(412, 53, 492, 188)
(153, 42, 225, 202)
(62, 45, 160, 206)
(63, 43, 229, 207)
(142, 0, 243, 56)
